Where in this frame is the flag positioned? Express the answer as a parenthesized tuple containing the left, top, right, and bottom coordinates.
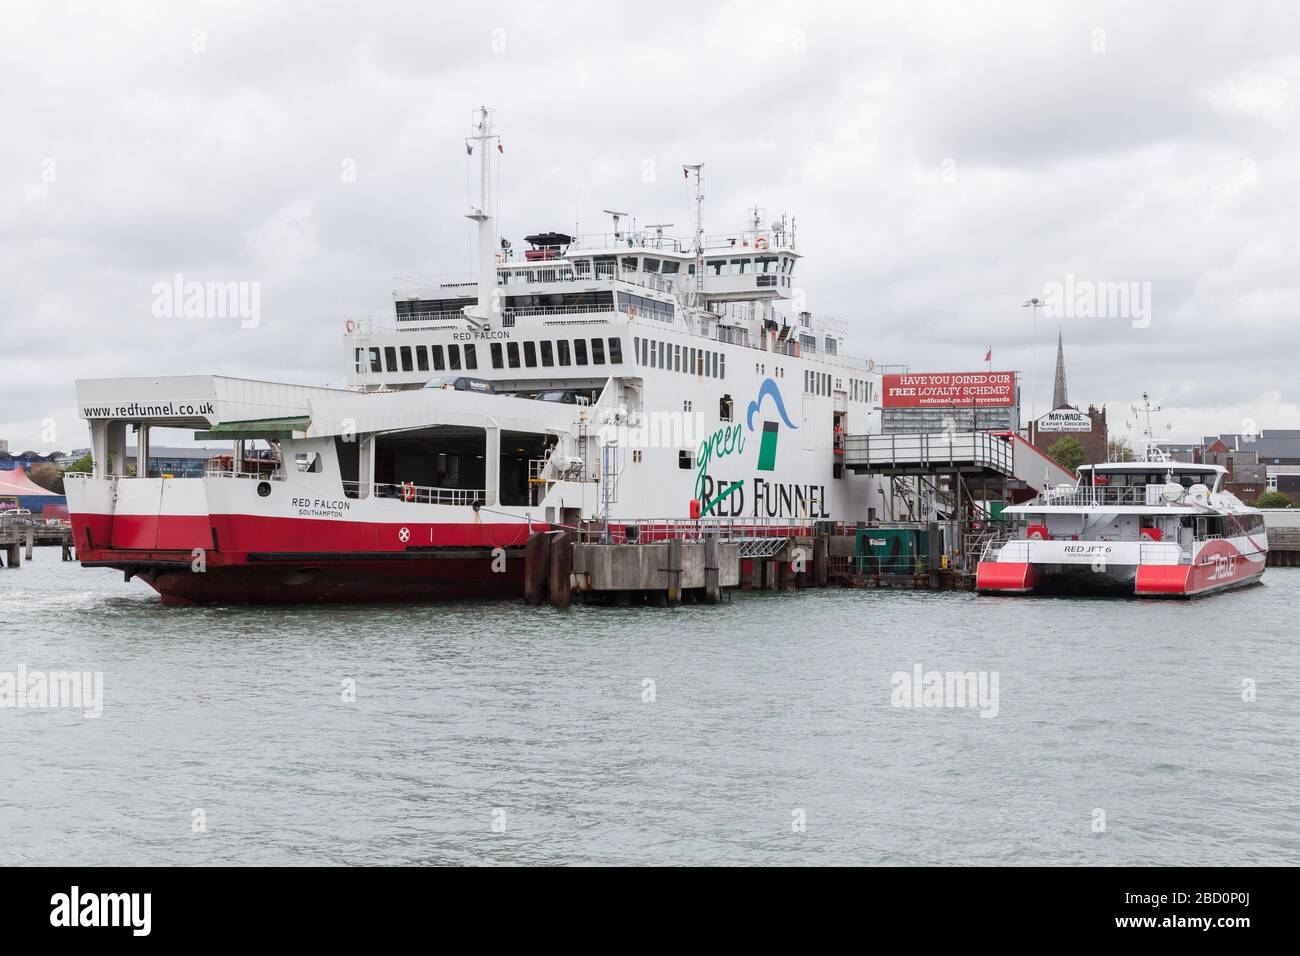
(984, 348, 992, 362)
(466, 143, 472, 155)
(497, 143, 503, 153)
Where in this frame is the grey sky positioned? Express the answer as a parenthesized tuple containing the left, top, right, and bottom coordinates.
(2, 0, 1298, 453)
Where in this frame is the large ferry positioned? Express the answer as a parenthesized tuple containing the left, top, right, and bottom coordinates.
(975, 454, 1268, 597)
(65, 110, 890, 604)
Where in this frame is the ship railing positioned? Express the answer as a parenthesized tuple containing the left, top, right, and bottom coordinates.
(341, 481, 485, 507)
(1139, 541, 1185, 565)
(1035, 485, 1180, 508)
(578, 516, 836, 544)
(842, 432, 1015, 474)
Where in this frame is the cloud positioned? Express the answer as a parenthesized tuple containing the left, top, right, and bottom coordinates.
(1, 0, 1298, 452)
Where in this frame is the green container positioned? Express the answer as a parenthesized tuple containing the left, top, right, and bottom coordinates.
(855, 527, 921, 574)
(989, 501, 1008, 522)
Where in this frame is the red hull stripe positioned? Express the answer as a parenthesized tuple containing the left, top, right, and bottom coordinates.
(73, 512, 545, 560)
(975, 562, 1037, 592)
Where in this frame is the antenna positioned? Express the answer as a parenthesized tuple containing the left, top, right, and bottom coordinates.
(683, 164, 704, 307)
(602, 209, 628, 241)
(1127, 392, 1171, 461)
(645, 223, 673, 248)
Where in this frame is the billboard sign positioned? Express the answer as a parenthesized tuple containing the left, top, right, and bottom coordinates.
(881, 372, 1016, 408)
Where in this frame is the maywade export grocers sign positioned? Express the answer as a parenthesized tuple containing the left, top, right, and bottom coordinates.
(1036, 409, 1093, 432)
(882, 372, 1016, 408)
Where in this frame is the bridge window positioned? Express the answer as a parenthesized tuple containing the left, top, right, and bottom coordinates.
(416, 346, 429, 372)
(523, 341, 537, 367)
(464, 344, 477, 370)
(661, 260, 680, 274)
(594, 256, 616, 278)
(557, 340, 572, 366)
(608, 337, 622, 363)
(448, 344, 461, 370)
(621, 256, 638, 273)
(355, 348, 365, 374)
(431, 345, 445, 371)
(574, 339, 588, 365)
(490, 343, 503, 369)
(591, 338, 605, 364)
(400, 346, 413, 372)
(507, 342, 521, 368)
(541, 340, 554, 367)
(730, 259, 750, 275)
(643, 257, 660, 273)
(384, 346, 397, 372)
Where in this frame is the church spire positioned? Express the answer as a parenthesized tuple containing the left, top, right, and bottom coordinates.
(1052, 329, 1070, 410)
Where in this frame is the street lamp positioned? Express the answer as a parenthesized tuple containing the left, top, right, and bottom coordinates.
(1022, 297, 1045, 425)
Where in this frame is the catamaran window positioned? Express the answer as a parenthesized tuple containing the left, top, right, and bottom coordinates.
(507, 342, 521, 368)
(730, 259, 750, 275)
(400, 346, 414, 372)
(431, 345, 445, 371)
(661, 260, 680, 274)
(574, 339, 588, 365)
(523, 341, 537, 367)
(557, 340, 571, 366)
(490, 343, 504, 369)
(355, 348, 366, 374)
(643, 257, 660, 273)
(540, 340, 555, 367)
(384, 346, 397, 371)
(608, 338, 622, 363)
(464, 344, 477, 370)
(416, 346, 430, 372)
(621, 256, 638, 274)
(448, 344, 462, 371)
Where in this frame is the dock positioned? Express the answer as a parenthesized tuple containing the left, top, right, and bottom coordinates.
(521, 518, 972, 608)
(0, 515, 75, 568)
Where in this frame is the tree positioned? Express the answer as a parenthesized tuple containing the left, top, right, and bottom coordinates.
(67, 453, 94, 474)
(1046, 436, 1087, 473)
(1255, 490, 1294, 509)
(28, 462, 65, 494)
(1106, 436, 1136, 462)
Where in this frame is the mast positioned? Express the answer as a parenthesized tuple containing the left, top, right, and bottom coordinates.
(683, 164, 704, 308)
(465, 106, 499, 330)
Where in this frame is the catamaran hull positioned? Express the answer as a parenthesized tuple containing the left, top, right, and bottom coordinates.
(977, 551, 1266, 598)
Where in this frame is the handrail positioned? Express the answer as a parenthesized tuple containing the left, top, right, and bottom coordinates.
(343, 480, 485, 507)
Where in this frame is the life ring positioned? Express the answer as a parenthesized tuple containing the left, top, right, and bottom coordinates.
(1027, 525, 1048, 540)
(755, 237, 768, 251)
(401, 482, 416, 502)
(344, 319, 355, 333)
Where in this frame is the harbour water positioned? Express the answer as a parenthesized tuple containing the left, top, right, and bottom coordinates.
(2, 556, 1298, 866)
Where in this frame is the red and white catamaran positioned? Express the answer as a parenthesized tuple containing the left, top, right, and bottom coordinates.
(976, 453, 1268, 597)
(65, 109, 889, 604)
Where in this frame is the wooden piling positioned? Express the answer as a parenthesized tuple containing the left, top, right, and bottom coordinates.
(665, 538, 683, 605)
(703, 536, 721, 604)
(548, 532, 572, 609)
(523, 532, 550, 605)
(814, 534, 828, 587)
(25, 528, 34, 561)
